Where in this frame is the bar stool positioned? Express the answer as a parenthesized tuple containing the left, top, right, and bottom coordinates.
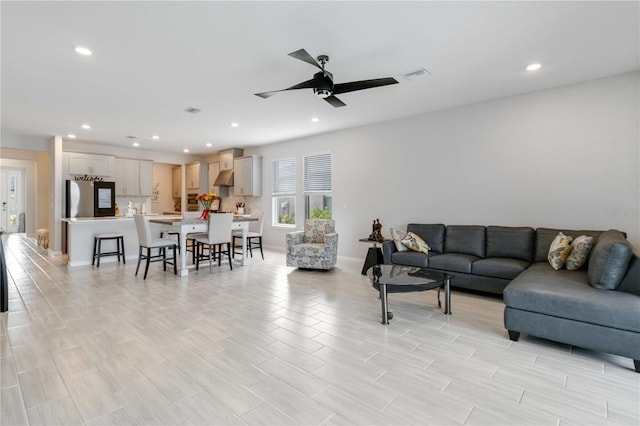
(92, 233, 126, 267)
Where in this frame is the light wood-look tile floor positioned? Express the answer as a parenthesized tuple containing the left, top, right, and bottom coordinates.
(1, 233, 638, 425)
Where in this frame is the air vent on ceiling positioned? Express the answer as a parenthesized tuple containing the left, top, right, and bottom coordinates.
(126, 135, 137, 139)
(403, 67, 431, 81)
(184, 107, 201, 114)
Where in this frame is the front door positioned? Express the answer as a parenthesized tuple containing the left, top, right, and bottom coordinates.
(0, 169, 24, 233)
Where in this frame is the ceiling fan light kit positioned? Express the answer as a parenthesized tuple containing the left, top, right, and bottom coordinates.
(255, 48, 398, 108)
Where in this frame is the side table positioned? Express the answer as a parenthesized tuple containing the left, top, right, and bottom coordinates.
(358, 238, 389, 275)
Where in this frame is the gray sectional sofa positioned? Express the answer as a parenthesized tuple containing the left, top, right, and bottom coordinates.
(382, 224, 640, 372)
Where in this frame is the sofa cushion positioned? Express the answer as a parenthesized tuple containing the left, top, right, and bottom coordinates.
(407, 223, 445, 254)
(391, 251, 429, 268)
(617, 256, 640, 296)
(486, 226, 535, 262)
(535, 228, 603, 264)
(445, 225, 486, 258)
(428, 253, 479, 274)
(565, 235, 594, 271)
(588, 230, 633, 290)
(547, 232, 574, 270)
(504, 263, 640, 333)
(472, 258, 530, 280)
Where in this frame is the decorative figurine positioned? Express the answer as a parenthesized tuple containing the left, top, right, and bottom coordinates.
(369, 218, 384, 242)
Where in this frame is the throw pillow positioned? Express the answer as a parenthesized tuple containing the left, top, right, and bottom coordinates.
(565, 235, 594, 271)
(547, 232, 573, 270)
(401, 232, 430, 254)
(390, 227, 409, 252)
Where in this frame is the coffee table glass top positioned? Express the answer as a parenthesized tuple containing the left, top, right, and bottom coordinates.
(367, 264, 452, 289)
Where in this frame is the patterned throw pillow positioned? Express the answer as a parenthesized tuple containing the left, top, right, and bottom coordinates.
(390, 228, 409, 252)
(565, 235, 594, 271)
(548, 232, 574, 270)
(401, 232, 430, 254)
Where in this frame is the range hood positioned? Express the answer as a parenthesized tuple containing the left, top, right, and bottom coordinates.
(214, 169, 234, 187)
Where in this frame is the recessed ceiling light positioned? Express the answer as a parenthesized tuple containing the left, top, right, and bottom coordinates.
(183, 149, 190, 153)
(206, 143, 212, 147)
(67, 134, 76, 139)
(526, 63, 542, 71)
(74, 46, 92, 56)
(152, 135, 159, 140)
(81, 124, 91, 129)
(231, 122, 239, 128)
(311, 117, 319, 122)
(132, 142, 140, 147)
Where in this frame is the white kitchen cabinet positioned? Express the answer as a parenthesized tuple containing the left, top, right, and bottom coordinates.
(208, 161, 220, 195)
(115, 158, 138, 195)
(172, 167, 182, 198)
(233, 155, 262, 196)
(115, 158, 153, 196)
(138, 160, 153, 196)
(67, 152, 115, 177)
(220, 151, 234, 170)
(186, 163, 200, 191)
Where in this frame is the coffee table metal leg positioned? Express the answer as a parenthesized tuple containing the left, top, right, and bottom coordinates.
(444, 278, 451, 315)
(381, 284, 389, 325)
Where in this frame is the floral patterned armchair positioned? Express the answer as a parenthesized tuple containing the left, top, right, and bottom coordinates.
(286, 219, 338, 270)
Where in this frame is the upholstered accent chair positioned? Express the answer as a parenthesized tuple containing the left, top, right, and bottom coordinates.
(286, 219, 338, 270)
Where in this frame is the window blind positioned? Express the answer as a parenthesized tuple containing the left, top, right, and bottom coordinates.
(304, 153, 332, 192)
(273, 158, 296, 194)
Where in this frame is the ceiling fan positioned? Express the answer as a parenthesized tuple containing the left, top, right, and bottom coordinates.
(255, 49, 399, 108)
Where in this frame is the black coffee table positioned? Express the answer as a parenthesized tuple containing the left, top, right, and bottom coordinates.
(367, 264, 453, 324)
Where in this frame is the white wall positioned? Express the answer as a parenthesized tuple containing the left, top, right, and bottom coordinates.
(152, 162, 178, 213)
(248, 71, 640, 258)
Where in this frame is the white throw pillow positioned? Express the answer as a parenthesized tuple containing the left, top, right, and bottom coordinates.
(389, 227, 409, 252)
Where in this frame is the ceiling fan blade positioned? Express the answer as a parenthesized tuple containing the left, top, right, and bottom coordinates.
(332, 77, 399, 95)
(255, 78, 317, 98)
(324, 95, 346, 108)
(288, 49, 322, 70)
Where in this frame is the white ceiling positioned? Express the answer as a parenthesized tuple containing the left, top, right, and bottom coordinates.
(2, 1, 638, 155)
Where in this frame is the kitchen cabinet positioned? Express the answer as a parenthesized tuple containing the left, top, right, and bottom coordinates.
(115, 158, 153, 196)
(186, 163, 200, 191)
(208, 161, 220, 195)
(67, 152, 114, 177)
(220, 151, 234, 170)
(138, 160, 153, 196)
(172, 167, 182, 198)
(233, 155, 262, 196)
(219, 148, 243, 170)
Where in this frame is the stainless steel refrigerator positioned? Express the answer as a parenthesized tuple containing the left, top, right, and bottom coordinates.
(65, 180, 116, 218)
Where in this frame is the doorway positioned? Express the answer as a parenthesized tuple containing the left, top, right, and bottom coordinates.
(0, 168, 25, 233)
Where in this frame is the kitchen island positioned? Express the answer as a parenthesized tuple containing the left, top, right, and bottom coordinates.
(61, 215, 256, 277)
(61, 215, 180, 267)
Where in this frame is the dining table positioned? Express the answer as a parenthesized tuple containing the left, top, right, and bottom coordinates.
(149, 215, 258, 277)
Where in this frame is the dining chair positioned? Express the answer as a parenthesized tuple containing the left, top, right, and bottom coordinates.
(233, 211, 264, 260)
(133, 214, 177, 279)
(194, 213, 234, 273)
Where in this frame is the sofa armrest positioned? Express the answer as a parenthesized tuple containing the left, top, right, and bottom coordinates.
(286, 231, 304, 249)
(382, 240, 397, 264)
(324, 232, 338, 246)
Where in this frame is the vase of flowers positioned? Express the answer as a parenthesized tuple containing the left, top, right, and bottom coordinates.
(196, 193, 217, 220)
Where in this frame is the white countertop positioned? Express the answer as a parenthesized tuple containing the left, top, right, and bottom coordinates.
(62, 214, 180, 223)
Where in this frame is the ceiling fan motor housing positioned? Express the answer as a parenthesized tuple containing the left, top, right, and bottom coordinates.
(312, 72, 333, 98)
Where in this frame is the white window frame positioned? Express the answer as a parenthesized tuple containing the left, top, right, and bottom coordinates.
(272, 157, 297, 227)
(303, 152, 332, 220)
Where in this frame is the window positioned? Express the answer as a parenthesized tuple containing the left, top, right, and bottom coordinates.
(304, 152, 332, 219)
(272, 158, 296, 226)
